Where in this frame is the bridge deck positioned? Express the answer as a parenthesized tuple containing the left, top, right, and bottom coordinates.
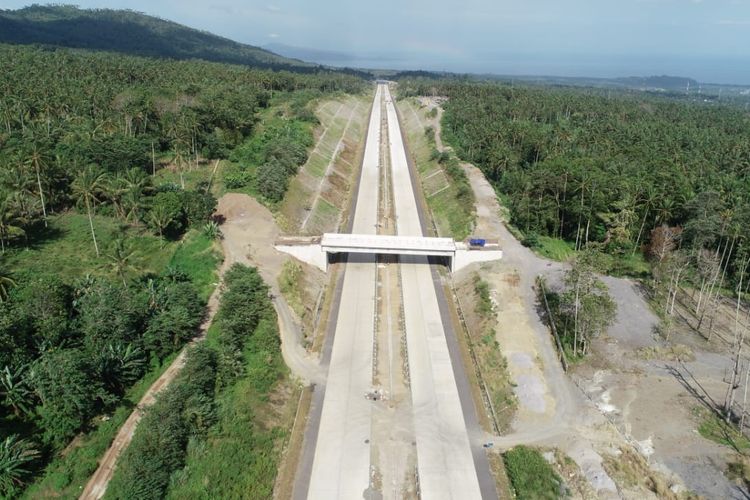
(321, 232, 456, 255)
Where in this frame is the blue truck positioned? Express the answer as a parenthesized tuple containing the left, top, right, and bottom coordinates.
(469, 238, 486, 247)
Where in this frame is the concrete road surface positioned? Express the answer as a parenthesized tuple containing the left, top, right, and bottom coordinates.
(306, 85, 383, 499)
(305, 84, 493, 499)
(384, 86, 486, 499)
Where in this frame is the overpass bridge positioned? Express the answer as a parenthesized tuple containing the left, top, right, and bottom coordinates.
(275, 232, 502, 272)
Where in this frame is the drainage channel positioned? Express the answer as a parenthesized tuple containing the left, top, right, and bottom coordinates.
(368, 87, 418, 500)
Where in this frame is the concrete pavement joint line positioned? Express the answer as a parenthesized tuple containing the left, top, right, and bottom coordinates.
(384, 86, 485, 499)
(396, 95, 497, 498)
(306, 85, 383, 499)
(373, 261, 380, 385)
(397, 262, 411, 388)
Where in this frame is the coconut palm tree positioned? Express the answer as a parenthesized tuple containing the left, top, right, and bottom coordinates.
(23, 141, 50, 228)
(71, 165, 108, 257)
(120, 168, 151, 223)
(1, 166, 38, 226)
(107, 238, 136, 285)
(0, 198, 25, 253)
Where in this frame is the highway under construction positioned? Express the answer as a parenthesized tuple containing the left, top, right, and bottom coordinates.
(295, 83, 497, 500)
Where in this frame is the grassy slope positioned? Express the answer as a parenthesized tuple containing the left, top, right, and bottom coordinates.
(4, 213, 173, 282)
(280, 94, 368, 234)
(398, 98, 474, 239)
(696, 406, 750, 452)
(168, 232, 222, 301)
(153, 160, 226, 195)
(504, 446, 562, 499)
(469, 275, 517, 432)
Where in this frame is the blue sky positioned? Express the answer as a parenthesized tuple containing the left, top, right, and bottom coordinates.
(4, 1, 750, 83)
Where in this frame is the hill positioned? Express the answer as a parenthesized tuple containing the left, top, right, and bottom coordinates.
(0, 4, 311, 70)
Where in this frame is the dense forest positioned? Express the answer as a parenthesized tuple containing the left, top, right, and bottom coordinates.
(398, 79, 750, 291)
(0, 42, 363, 496)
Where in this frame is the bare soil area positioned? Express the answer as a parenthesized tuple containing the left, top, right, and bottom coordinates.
(571, 296, 746, 498)
(218, 193, 326, 384)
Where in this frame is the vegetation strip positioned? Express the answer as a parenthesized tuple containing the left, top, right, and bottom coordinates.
(105, 264, 289, 499)
(395, 98, 474, 240)
(503, 446, 564, 500)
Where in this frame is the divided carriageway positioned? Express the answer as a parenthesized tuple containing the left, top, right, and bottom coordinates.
(300, 84, 495, 499)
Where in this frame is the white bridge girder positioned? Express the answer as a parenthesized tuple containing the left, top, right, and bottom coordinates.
(322, 232, 456, 258)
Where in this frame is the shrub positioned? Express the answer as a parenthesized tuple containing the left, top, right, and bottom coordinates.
(504, 446, 562, 500)
(222, 164, 253, 189)
(180, 190, 217, 227)
(31, 349, 106, 447)
(256, 160, 289, 202)
(522, 231, 540, 248)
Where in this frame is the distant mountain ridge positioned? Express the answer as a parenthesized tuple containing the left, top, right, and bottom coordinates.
(614, 75, 699, 91)
(0, 4, 311, 70)
(263, 43, 356, 64)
